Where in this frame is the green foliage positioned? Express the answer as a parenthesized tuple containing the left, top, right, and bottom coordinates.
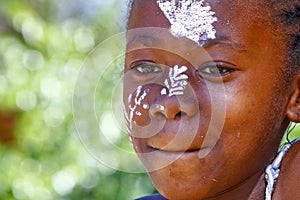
(0, 0, 155, 199)
(1, 1, 299, 200)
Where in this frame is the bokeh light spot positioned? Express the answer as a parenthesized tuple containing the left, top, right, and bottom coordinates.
(74, 27, 95, 52)
(12, 179, 34, 200)
(52, 171, 75, 196)
(22, 50, 45, 71)
(16, 90, 37, 111)
(43, 105, 67, 127)
(100, 112, 122, 144)
(40, 77, 63, 102)
(21, 17, 44, 44)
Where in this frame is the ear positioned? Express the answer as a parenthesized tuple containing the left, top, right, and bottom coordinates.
(286, 74, 300, 122)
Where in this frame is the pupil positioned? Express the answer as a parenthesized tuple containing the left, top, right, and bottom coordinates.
(143, 65, 153, 72)
(211, 67, 220, 74)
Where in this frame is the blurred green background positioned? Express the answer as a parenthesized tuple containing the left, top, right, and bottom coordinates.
(0, 0, 299, 200)
(0, 0, 155, 199)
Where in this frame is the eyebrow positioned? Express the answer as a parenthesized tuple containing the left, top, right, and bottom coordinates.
(202, 36, 247, 52)
(127, 34, 247, 52)
(127, 34, 162, 48)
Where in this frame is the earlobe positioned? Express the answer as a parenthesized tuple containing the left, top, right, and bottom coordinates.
(286, 75, 300, 122)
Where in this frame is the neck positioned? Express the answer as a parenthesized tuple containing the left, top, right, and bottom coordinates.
(204, 170, 265, 200)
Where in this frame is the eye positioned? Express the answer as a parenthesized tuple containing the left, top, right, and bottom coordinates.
(197, 62, 235, 78)
(131, 61, 162, 74)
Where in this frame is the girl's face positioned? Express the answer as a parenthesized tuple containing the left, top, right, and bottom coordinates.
(124, 0, 293, 199)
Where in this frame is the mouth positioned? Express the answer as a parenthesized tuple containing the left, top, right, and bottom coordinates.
(147, 145, 213, 157)
(137, 145, 214, 171)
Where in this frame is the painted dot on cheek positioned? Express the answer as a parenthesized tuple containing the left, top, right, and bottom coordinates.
(136, 111, 142, 116)
(143, 104, 150, 110)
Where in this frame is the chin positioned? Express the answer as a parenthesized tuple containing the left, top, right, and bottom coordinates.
(149, 168, 214, 200)
(143, 151, 221, 200)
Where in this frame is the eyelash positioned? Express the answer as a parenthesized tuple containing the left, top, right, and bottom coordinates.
(131, 62, 162, 74)
(197, 62, 235, 78)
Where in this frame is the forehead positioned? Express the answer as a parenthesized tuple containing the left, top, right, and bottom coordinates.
(128, 0, 269, 47)
(128, 0, 271, 52)
(128, 0, 265, 27)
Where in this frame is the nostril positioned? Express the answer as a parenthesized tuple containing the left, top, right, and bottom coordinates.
(180, 111, 187, 117)
(150, 96, 198, 120)
(175, 111, 187, 119)
(150, 104, 167, 119)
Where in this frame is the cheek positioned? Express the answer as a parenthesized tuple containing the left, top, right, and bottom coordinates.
(124, 84, 163, 133)
(223, 81, 287, 136)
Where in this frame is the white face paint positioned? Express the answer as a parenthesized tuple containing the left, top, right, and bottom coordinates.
(124, 85, 150, 132)
(128, 94, 132, 104)
(157, 0, 218, 46)
(143, 104, 150, 110)
(161, 65, 189, 97)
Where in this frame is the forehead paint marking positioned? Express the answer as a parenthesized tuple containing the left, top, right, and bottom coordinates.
(161, 65, 188, 97)
(156, 0, 218, 46)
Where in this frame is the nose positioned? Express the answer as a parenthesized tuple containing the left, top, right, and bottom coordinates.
(150, 95, 198, 120)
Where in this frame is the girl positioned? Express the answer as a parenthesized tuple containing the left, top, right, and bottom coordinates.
(123, 0, 300, 199)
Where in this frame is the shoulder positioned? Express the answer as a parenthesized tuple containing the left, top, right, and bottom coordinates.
(273, 139, 300, 199)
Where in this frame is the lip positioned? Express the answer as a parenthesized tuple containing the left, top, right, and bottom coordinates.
(147, 145, 213, 158)
(138, 145, 214, 171)
(144, 128, 215, 153)
(143, 124, 207, 152)
(137, 117, 221, 152)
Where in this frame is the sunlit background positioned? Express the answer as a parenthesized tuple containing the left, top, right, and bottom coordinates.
(0, 0, 300, 200)
(0, 0, 155, 199)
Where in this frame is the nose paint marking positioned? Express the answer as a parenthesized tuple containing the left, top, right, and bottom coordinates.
(157, 0, 218, 46)
(161, 65, 188, 97)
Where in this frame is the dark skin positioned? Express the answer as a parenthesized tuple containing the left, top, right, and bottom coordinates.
(124, 0, 300, 199)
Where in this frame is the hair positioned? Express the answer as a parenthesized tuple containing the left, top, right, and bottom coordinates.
(124, 0, 134, 28)
(268, 1, 300, 79)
